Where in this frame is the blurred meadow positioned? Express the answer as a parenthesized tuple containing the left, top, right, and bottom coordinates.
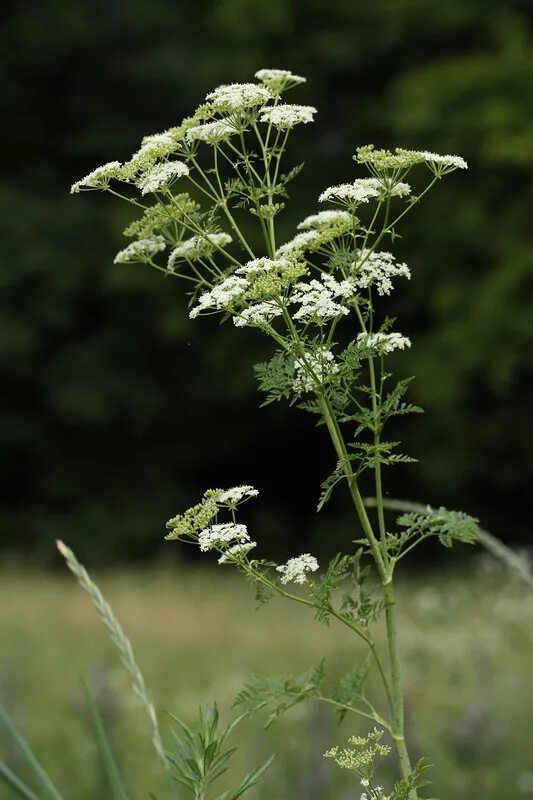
(1, 560, 533, 799)
(2, 0, 533, 798)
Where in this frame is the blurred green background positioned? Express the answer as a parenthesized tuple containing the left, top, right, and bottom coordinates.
(2, 3, 533, 799)
(2, 0, 533, 565)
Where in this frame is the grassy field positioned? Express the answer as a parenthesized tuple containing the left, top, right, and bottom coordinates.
(1, 558, 532, 799)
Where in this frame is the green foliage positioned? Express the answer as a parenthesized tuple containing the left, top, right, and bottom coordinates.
(332, 657, 372, 723)
(234, 662, 326, 727)
(395, 506, 480, 551)
(167, 704, 273, 800)
(254, 351, 297, 406)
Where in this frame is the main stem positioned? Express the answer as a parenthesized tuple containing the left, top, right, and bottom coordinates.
(318, 395, 416, 796)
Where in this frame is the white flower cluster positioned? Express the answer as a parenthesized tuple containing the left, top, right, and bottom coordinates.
(353, 250, 411, 295)
(236, 257, 294, 275)
(276, 554, 319, 584)
(189, 274, 248, 318)
(136, 161, 189, 195)
(114, 236, 166, 264)
(169, 233, 233, 269)
(290, 273, 355, 321)
(218, 541, 257, 564)
(131, 132, 178, 166)
(233, 301, 282, 328)
(217, 485, 259, 504)
(294, 347, 339, 392)
(206, 83, 272, 112)
(70, 161, 123, 193)
(319, 178, 410, 205)
(255, 68, 306, 89)
(415, 150, 468, 171)
(259, 104, 317, 128)
(319, 179, 381, 204)
(297, 210, 352, 230)
(357, 332, 411, 354)
(277, 230, 322, 256)
(186, 120, 237, 143)
(198, 522, 250, 552)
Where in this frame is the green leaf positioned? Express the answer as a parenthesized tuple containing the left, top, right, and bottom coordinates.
(333, 656, 372, 722)
(396, 505, 479, 548)
(234, 663, 326, 727)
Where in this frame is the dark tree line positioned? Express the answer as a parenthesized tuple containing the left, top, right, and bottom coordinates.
(2, 0, 532, 564)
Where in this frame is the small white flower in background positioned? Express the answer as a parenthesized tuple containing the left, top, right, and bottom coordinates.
(233, 301, 283, 328)
(136, 161, 189, 195)
(189, 274, 248, 318)
(276, 554, 319, 584)
(198, 522, 250, 552)
(236, 257, 294, 275)
(130, 132, 178, 166)
(319, 179, 381, 205)
(169, 233, 233, 269)
(277, 229, 322, 256)
(360, 779, 370, 787)
(294, 347, 339, 392)
(297, 210, 352, 230)
(217, 486, 259, 504)
(218, 541, 257, 564)
(290, 273, 355, 322)
(357, 332, 411, 354)
(259, 104, 317, 128)
(352, 249, 411, 295)
(206, 83, 272, 112)
(185, 119, 237, 143)
(414, 150, 468, 171)
(255, 68, 306, 89)
(113, 236, 166, 264)
(319, 178, 411, 204)
(70, 161, 124, 193)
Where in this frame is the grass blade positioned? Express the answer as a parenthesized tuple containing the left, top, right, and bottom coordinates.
(82, 678, 130, 800)
(0, 762, 41, 800)
(0, 704, 63, 800)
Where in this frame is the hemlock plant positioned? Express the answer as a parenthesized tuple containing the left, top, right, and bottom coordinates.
(6, 67, 517, 800)
(68, 67, 477, 800)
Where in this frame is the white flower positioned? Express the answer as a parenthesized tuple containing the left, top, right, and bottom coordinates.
(233, 301, 283, 327)
(131, 132, 177, 165)
(70, 161, 123, 193)
(255, 68, 306, 89)
(113, 236, 166, 264)
(297, 210, 352, 230)
(218, 541, 257, 564)
(294, 347, 339, 392)
(217, 485, 259, 504)
(136, 161, 189, 195)
(414, 150, 468, 171)
(190, 274, 248, 318)
(236, 257, 294, 275)
(259, 104, 317, 128)
(206, 83, 272, 112)
(357, 332, 411, 354)
(277, 230, 322, 256)
(276, 554, 319, 584)
(290, 273, 356, 322)
(361, 779, 370, 787)
(198, 522, 250, 552)
(186, 120, 237, 143)
(319, 179, 381, 204)
(319, 178, 410, 204)
(352, 249, 411, 295)
(169, 233, 233, 267)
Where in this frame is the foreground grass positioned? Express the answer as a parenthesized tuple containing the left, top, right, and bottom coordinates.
(0, 560, 532, 799)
